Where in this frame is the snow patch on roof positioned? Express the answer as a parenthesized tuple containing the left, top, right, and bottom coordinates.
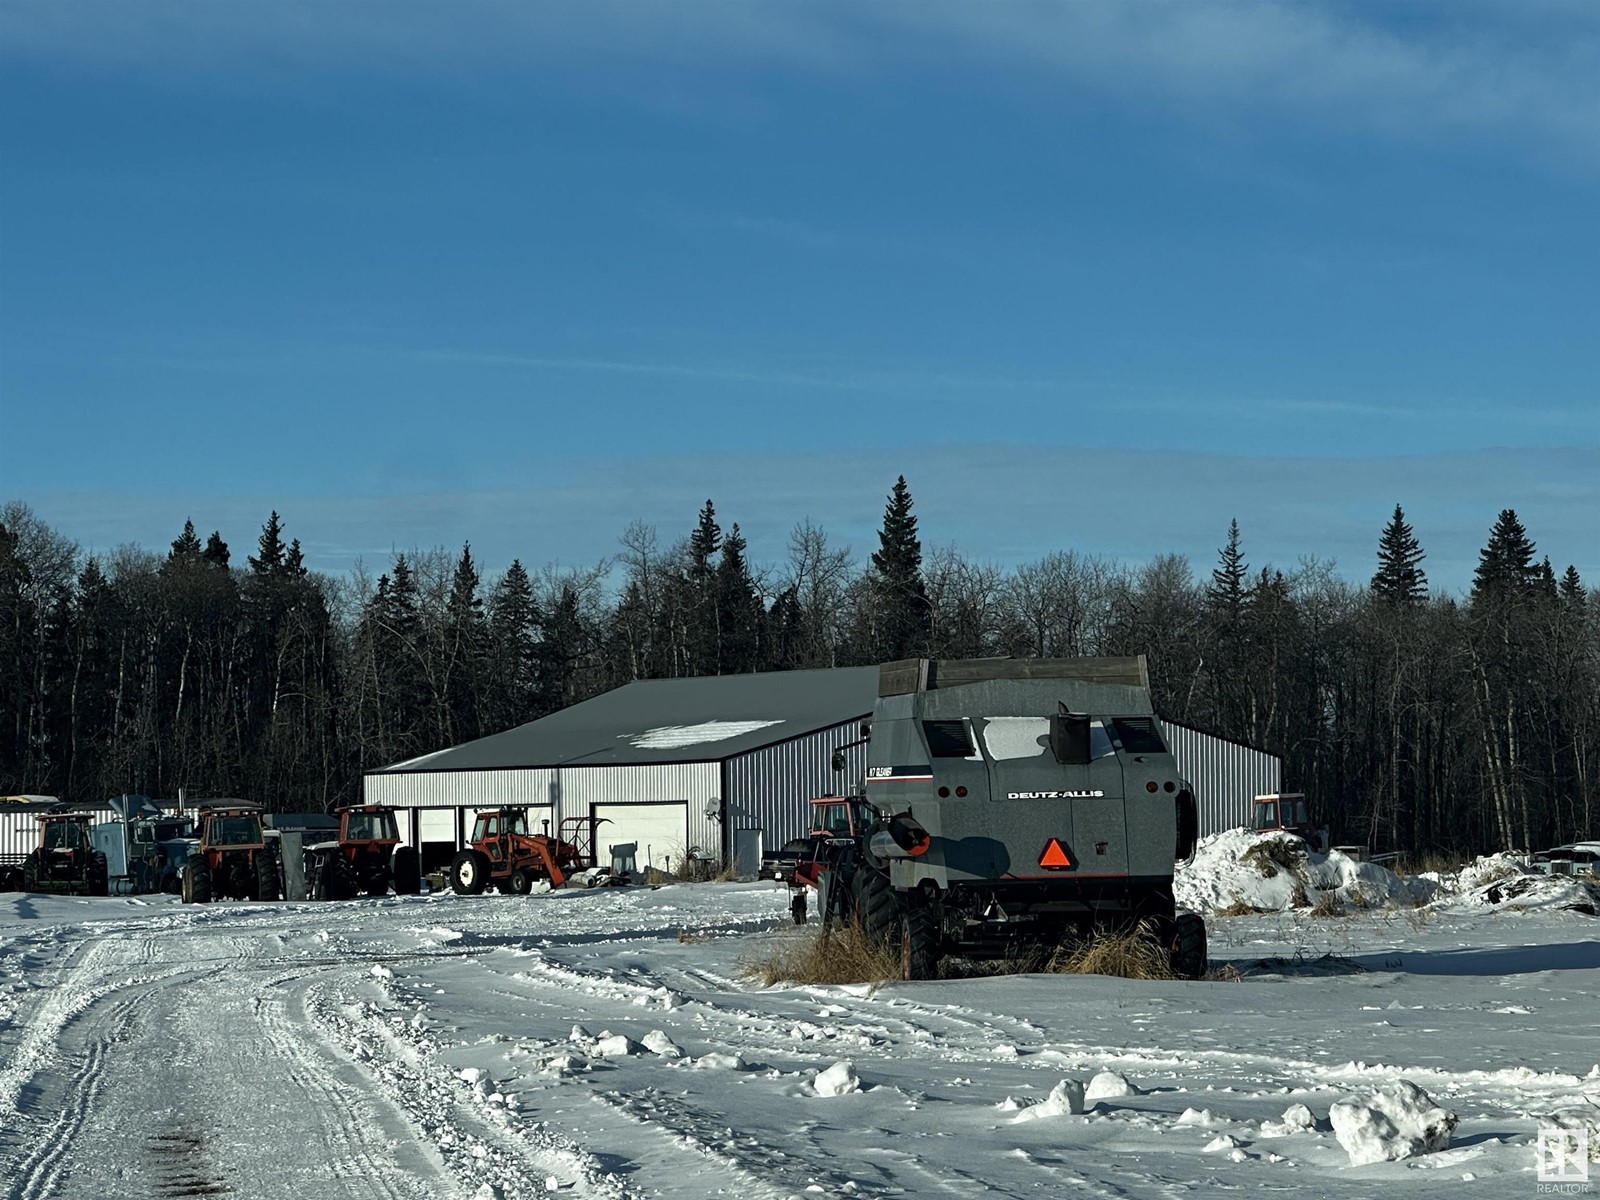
(385, 747, 455, 771)
(625, 719, 784, 750)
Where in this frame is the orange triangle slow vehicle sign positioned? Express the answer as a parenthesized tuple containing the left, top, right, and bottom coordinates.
(1039, 838, 1074, 869)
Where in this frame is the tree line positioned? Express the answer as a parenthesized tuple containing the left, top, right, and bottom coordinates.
(1, 482, 1594, 853)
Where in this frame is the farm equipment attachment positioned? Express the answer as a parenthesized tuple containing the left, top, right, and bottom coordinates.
(449, 809, 606, 895)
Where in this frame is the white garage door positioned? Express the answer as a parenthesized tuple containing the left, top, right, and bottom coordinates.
(592, 803, 688, 871)
(417, 809, 457, 844)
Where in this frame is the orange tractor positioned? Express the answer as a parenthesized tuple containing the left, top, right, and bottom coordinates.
(182, 802, 278, 903)
(303, 804, 422, 900)
(448, 808, 603, 895)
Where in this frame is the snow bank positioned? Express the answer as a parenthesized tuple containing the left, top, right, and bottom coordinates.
(1329, 1079, 1457, 1165)
(1427, 854, 1600, 915)
(1176, 829, 1414, 915)
(1084, 1071, 1140, 1104)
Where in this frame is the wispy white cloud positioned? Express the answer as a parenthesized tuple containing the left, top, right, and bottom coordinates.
(5, 1, 1596, 162)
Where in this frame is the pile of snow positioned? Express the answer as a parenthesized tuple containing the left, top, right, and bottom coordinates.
(1007, 1079, 1085, 1121)
(810, 1060, 861, 1097)
(1425, 854, 1599, 915)
(1329, 1079, 1457, 1165)
(1084, 1070, 1140, 1105)
(1260, 1103, 1317, 1136)
(1176, 829, 1414, 915)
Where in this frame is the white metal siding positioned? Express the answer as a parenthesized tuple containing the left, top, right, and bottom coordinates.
(364, 763, 720, 856)
(1161, 721, 1281, 837)
(1, 806, 118, 858)
(723, 719, 870, 854)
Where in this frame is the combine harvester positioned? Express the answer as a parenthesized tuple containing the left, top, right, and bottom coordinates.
(775, 656, 1206, 980)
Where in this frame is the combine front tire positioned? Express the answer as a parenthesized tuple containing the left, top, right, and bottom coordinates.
(392, 847, 422, 895)
(449, 851, 488, 896)
(1170, 911, 1207, 979)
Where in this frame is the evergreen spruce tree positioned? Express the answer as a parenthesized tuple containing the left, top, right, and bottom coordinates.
(1206, 518, 1250, 616)
(715, 523, 762, 673)
(249, 511, 287, 576)
(1471, 509, 1538, 601)
(168, 519, 203, 563)
(488, 560, 539, 724)
(1536, 556, 1558, 600)
(202, 531, 230, 569)
(689, 500, 721, 580)
(687, 499, 723, 673)
(285, 538, 307, 577)
(1371, 504, 1428, 605)
(870, 476, 931, 661)
(1559, 565, 1586, 612)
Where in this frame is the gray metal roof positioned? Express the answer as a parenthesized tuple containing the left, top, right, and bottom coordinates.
(374, 666, 881, 774)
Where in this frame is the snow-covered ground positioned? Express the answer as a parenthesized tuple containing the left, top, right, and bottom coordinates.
(2, 866, 1597, 1198)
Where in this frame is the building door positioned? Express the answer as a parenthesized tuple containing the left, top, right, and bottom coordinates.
(590, 802, 689, 873)
(732, 828, 763, 880)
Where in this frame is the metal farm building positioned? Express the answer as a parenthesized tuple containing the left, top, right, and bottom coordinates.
(364, 665, 1279, 874)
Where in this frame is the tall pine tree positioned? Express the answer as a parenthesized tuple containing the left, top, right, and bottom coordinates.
(1371, 504, 1428, 605)
(870, 476, 930, 661)
(1471, 509, 1538, 602)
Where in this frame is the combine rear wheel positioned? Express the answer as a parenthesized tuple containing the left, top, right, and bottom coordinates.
(392, 846, 422, 895)
(449, 850, 488, 896)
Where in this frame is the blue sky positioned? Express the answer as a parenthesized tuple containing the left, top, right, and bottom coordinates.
(2, 1, 1596, 593)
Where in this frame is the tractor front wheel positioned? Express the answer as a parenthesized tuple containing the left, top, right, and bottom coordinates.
(449, 851, 488, 896)
(509, 868, 535, 895)
(392, 846, 422, 895)
(852, 867, 899, 945)
(789, 889, 807, 925)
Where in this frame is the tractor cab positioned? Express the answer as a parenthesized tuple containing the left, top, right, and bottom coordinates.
(24, 812, 108, 895)
(1252, 793, 1326, 851)
(340, 805, 400, 847)
(808, 796, 874, 840)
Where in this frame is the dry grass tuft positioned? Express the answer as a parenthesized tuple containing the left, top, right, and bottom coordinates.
(1048, 927, 1179, 981)
(1242, 838, 1307, 879)
(1215, 894, 1266, 918)
(741, 925, 902, 988)
(677, 928, 712, 944)
(1398, 850, 1472, 877)
(1308, 891, 1347, 918)
(1289, 882, 1311, 909)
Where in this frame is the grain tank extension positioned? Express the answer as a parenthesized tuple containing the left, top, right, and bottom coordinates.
(828, 657, 1206, 978)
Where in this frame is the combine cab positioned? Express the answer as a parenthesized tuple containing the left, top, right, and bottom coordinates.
(449, 809, 601, 895)
(182, 802, 279, 904)
(22, 811, 109, 896)
(302, 805, 422, 900)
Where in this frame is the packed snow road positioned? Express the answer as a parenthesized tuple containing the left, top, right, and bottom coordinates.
(1, 882, 1597, 1199)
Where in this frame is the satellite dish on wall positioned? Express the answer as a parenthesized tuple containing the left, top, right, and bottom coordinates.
(705, 798, 722, 821)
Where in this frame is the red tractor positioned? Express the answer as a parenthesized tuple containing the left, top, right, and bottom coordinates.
(303, 804, 422, 900)
(182, 802, 279, 903)
(764, 796, 878, 926)
(448, 808, 602, 895)
(1252, 793, 1328, 852)
(21, 811, 109, 896)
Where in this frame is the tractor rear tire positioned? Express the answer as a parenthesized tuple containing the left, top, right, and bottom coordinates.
(392, 847, 421, 895)
(509, 868, 534, 895)
(22, 852, 41, 893)
(1170, 911, 1207, 980)
(852, 867, 899, 945)
(899, 896, 941, 981)
(88, 851, 109, 897)
(449, 851, 488, 896)
(185, 861, 212, 905)
(254, 851, 280, 902)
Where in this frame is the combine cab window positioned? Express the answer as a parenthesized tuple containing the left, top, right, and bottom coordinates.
(1112, 718, 1166, 755)
(922, 719, 976, 758)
